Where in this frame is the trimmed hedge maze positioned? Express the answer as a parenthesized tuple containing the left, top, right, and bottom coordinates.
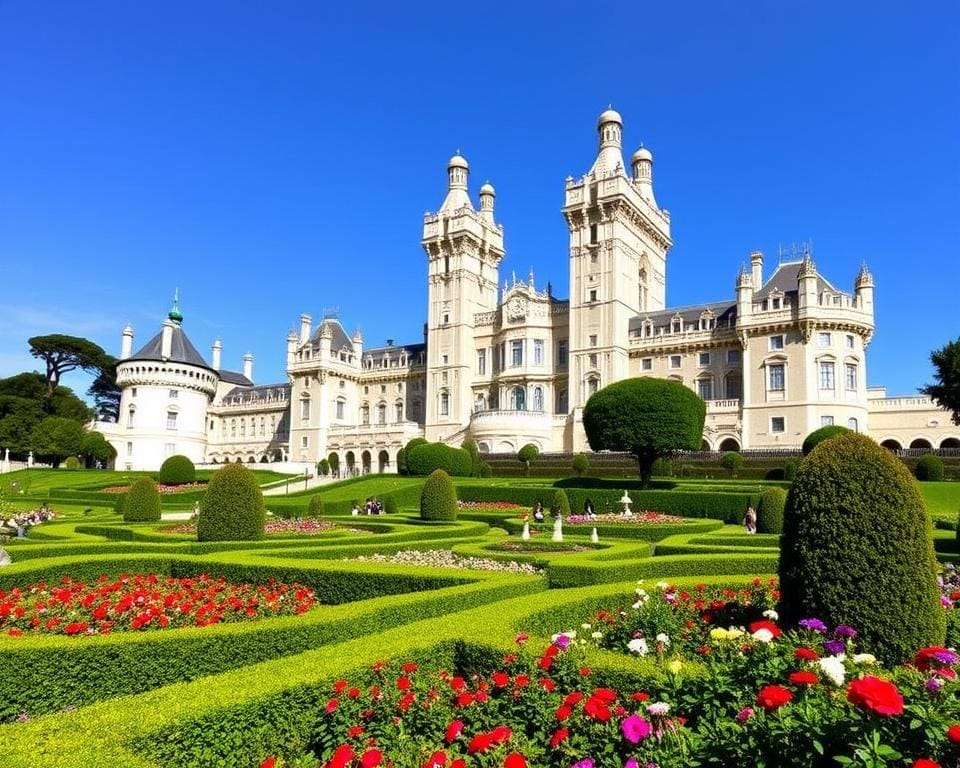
(1, 472, 957, 768)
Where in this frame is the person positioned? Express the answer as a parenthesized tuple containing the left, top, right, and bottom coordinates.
(744, 505, 757, 534)
(351, 503, 360, 517)
(583, 498, 596, 519)
(533, 501, 545, 523)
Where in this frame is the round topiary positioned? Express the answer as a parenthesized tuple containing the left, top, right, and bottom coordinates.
(572, 453, 590, 477)
(783, 459, 799, 481)
(419, 469, 458, 521)
(756, 487, 787, 534)
(551, 489, 571, 518)
(801, 425, 851, 456)
(778, 432, 945, 664)
(384, 495, 398, 515)
(316, 458, 330, 477)
(915, 454, 944, 482)
(308, 495, 324, 517)
(158, 454, 196, 485)
(406, 443, 472, 477)
(123, 477, 161, 522)
(63, 456, 80, 470)
(197, 463, 265, 541)
(720, 451, 744, 477)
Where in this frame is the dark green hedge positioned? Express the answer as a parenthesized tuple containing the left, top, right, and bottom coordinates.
(158, 455, 196, 485)
(420, 470, 458, 521)
(123, 477, 161, 522)
(756, 487, 787, 534)
(197, 463, 265, 542)
(915, 454, 945, 481)
(406, 443, 473, 477)
(547, 553, 779, 588)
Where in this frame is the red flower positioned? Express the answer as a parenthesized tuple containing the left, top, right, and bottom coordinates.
(748, 620, 782, 638)
(914, 647, 957, 673)
(946, 724, 960, 744)
(795, 647, 819, 662)
(451, 760, 466, 768)
(846, 676, 904, 716)
(360, 749, 383, 768)
(504, 754, 527, 768)
(325, 698, 339, 714)
(347, 725, 364, 738)
(549, 727, 569, 748)
(491, 671, 510, 687)
(424, 751, 447, 768)
(7, 628, 22, 637)
(333, 679, 348, 693)
(756, 685, 793, 711)
(540, 678, 555, 692)
(632, 691, 650, 702)
(396, 677, 411, 690)
(329, 744, 355, 768)
(490, 725, 512, 744)
(456, 692, 474, 707)
(467, 732, 492, 754)
(450, 676, 466, 692)
(260, 758, 277, 768)
(912, 760, 940, 768)
(789, 670, 819, 686)
(402, 662, 418, 673)
(445, 720, 464, 743)
(555, 704, 572, 721)
(563, 691, 584, 707)
(579, 667, 591, 677)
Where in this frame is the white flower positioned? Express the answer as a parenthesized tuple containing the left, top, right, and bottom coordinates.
(591, 631, 603, 640)
(581, 623, 592, 630)
(852, 653, 877, 665)
(656, 633, 671, 646)
(763, 609, 779, 621)
(627, 638, 649, 656)
(818, 655, 847, 686)
(751, 628, 774, 643)
(646, 702, 670, 716)
(655, 581, 670, 591)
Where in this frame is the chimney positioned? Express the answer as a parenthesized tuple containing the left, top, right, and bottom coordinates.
(300, 314, 312, 344)
(211, 339, 222, 370)
(243, 352, 254, 382)
(120, 324, 134, 360)
(386, 339, 394, 347)
(160, 320, 174, 360)
(750, 251, 764, 289)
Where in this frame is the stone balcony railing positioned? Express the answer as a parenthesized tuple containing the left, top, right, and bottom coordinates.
(706, 399, 741, 413)
(868, 396, 935, 410)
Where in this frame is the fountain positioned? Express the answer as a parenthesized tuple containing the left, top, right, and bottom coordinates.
(552, 514, 563, 542)
(620, 490, 633, 517)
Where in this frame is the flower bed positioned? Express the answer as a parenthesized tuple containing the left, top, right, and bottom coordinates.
(102, 482, 206, 494)
(457, 501, 526, 511)
(347, 550, 542, 575)
(488, 541, 598, 554)
(1, 573, 316, 637)
(161, 519, 358, 536)
(259, 587, 960, 768)
(566, 511, 686, 525)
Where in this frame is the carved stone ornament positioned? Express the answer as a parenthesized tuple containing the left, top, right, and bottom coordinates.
(506, 296, 526, 323)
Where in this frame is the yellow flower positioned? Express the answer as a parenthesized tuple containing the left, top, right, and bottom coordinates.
(710, 628, 729, 641)
(668, 659, 683, 674)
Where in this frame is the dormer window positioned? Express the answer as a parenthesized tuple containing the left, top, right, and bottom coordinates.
(671, 317, 682, 334)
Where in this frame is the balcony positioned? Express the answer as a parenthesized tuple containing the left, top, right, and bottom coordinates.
(706, 399, 741, 414)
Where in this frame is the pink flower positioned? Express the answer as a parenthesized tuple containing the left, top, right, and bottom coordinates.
(621, 713, 652, 744)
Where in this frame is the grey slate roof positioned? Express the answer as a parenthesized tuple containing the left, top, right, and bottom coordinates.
(128, 325, 212, 370)
(755, 260, 838, 299)
(221, 383, 290, 406)
(630, 300, 737, 335)
(218, 370, 254, 386)
(363, 342, 426, 365)
(311, 318, 354, 351)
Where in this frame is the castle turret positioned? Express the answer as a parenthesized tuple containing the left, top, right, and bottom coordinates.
(736, 264, 754, 320)
(243, 352, 253, 382)
(855, 263, 874, 313)
(120, 324, 134, 360)
(589, 108, 626, 177)
(798, 252, 818, 309)
(211, 339, 222, 370)
(750, 250, 764, 289)
(299, 313, 312, 345)
(351, 328, 363, 359)
(630, 146, 655, 205)
(439, 153, 472, 212)
(479, 181, 495, 224)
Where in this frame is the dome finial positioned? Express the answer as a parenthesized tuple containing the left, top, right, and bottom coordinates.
(168, 288, 183, 325)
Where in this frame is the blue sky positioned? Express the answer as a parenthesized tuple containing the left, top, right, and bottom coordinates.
(1, 1, 957, 400)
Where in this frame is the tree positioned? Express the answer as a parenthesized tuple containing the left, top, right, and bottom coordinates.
(28, 335, 111, 405)
(197, 463, 265, 541)
(30, 416, 85, 465)
(582, 378, 706, 488)
(419, 469, 458, 521)
(328, 452, 340, 475)
(720, 451, 744, 477)
(572, 453, 590, 478)
(80, 430, 117, 467)
(921, 337, 960, 425)
(0, 372, 91, 423)
(87, 356, 121, 422)
(801, 425, 851, 456)
(517, 443, 539, 476)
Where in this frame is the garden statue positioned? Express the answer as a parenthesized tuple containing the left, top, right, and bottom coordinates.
(552, 513, 563, 542)
(521, 520, 530, 540)
(620, 490, 633, 517)
(591, 527, 599, 543)
(0, 547, 10, 566)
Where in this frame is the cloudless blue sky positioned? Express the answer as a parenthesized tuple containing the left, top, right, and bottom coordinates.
(1, 1, 958, 400)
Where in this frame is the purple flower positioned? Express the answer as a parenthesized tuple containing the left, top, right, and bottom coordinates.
(931, 648, 959, 665)
(624, 760, 639, 768)
(824, 639, 846, 655)
(572, 761, 594, 768)
(736, 706, 754, 722)
(925, 677, 943, 693)
(834, 625, 858, 638)
(621, 714, 652, 744)
(555, 634, 571, 650)
(798, 618, 827, 633)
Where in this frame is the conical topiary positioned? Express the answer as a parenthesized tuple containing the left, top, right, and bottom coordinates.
(123, 477, 161, 522)
(419, 469, 458, 521)
(197, 463, 265, 541)
(778, 433, 944, 664)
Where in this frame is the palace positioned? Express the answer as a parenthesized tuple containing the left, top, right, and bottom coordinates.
(96, 110, 958, 471)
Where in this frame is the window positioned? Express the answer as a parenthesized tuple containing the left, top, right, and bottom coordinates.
(511, 340, 523, 367)
(361, 405, 370, 425)
(771, 417, 785, 433)
(533, 387, 544, 412)
(300, 398, 311, 421)
(231, 419, 236, 437)
(442, 354, 448, 365)
(395, 402, 403, 422)
(846, 334, 855, 349)
(127, 406, 135, 429)
(588, 289, 597, 303)
(698, 352, 711, 366)
(671, 318, 682, 333)
(727, 349, 741, 364)
(557, 341, 568, 366)
(818, 332, 831, 348)
(126, 441, 133, 457)
(380, 384, 386, 394)
(588, 378, 599, 396)
(164, 443, 175, 458)
(772, 297, 781, 310)
(821, 415, 834, 426)
(363, 386, 369, 395)
(845, 363, 857, 391)
(556, 389, 568, 413)
(589, 353, 598, 368)
(377, 404, 386, 425)
(166, 411, 178, 430)
(131, 388, 137, 398)
(441, 371, 448, 384)
(510, 386, 527, 411)
(770, 335, 785, 350)
(339, 380, 345, 389)
(697, 378, 713, 401)
(440, 392, 449, 416)
(819, 361, 835, 390)
(259, 417, 265, 437)
(641, 358, 652, 371)
(169, 389, 178, 399)
(589, 223, 598, 244)
(847, 417, 859, 432)
(336, 400, 345, 420)
(301, 436, 309, 449)
(768, 363, 785, 391)
(442, 313, 449, 325)
(240, 420, 246, 437)
(725, 372, 742, 399)
(669, 355, 681, 369)
(589, 334, 597, 347)
(534, 339, 544, 365)
(477, 349, 486, 375)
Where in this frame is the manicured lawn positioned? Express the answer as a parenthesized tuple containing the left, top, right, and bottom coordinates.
(919, 481, 960, 522)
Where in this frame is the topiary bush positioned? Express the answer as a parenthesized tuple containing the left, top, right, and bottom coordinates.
(572, 453, 590, 477)
(915, 454, 944, 481)
(307, 495, 324, 518)
(551, 489, 571, 518)
(197, 463, 265, 542)
(384, 495, 398, 515)
(479, 461, 492, 478)
(517, 443, 540, 476)
(779, 432, 945, 664)
(123, 477, 161, 522)
(801, 425, 851, 456)
(63, 456, 80, 470)
(158, 454, 196, 485)
(419, 469, 457, 521)
(783, 459, 798, 481)
(651, 457, 673, 477)
(316, 459, 330, 477)
(328, 452, 340, 476)
(720, 451, 744, 477)
(756, 487, 787, 534)
(406, 442, 472, 477)
(113, 491, 126, 516)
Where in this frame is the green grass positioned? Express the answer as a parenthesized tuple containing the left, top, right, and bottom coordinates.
(919, 481, 960, 522)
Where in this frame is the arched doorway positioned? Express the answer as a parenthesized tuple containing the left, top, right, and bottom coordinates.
(880, 439, 901, 451)
(361, 450, 372, 474)
(718, 438, 740, 452)
(910, 438, 933, 450)
(378, 450, 390, 473)
(940, 437, 960, 449)
(345, 451, 356, 474)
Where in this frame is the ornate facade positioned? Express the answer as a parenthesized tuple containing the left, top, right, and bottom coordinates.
(98, 111, 959, 470)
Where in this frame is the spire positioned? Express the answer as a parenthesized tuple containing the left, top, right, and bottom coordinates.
(736, 263, 753, 289)
(168, 288, 183, 325)
(589, 107, 626, 177)
(439, 152, 473, 212)
(856, 261, 874, 287)
(798, 252, 817, 279)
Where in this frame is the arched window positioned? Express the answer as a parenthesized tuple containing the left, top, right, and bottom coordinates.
(474, 394, 486, 413)
(300, 396, 311, 422)
(439, 391, 449, 416)
(127, 405, 136, 429)
(696, 376, 713, 401)
(377, 403, 386, 425)
(511, 386, 526, 411)
(361, 404, 370, 425)
(847, 417, 859, 432)
(556, 389, 568, 414)
(587, 377, 600, 397)
(395, 401, 403, 422)
(533, 386, 544, 412)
